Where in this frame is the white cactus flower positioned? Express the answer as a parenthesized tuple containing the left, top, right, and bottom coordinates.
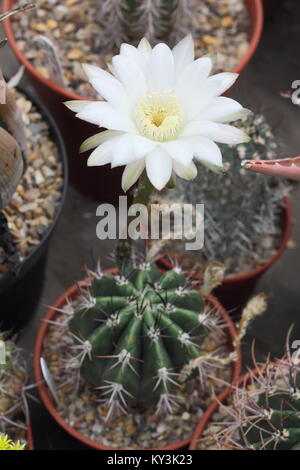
(66, 35, 250, 191)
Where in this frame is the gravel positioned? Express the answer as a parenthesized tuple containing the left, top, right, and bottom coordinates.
(41, 291, 235, 450)
(0, 91, 64, 273)
(11, 0, 250, 98)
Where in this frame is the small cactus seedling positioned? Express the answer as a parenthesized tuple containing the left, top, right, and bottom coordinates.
(69, 263, 224, 417)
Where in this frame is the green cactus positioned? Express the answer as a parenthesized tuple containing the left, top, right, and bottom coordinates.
(0, 334, 27, 426)
(69, 263, 216, 414)
(98, 0, 194, 48)
(123, 0, 178, 41)
(240, 367, 300, 450)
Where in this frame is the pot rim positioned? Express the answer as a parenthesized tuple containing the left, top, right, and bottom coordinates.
(189, 365, 268, 450)
(33, 267, 242, 451)
(0, 83, 69, 288)
(150, 196, 292, 285)
(3, 0, 263, 101)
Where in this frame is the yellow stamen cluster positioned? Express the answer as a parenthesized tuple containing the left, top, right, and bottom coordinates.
(134, 92, 184, 142)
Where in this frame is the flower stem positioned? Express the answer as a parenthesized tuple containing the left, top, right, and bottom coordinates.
(116, 171, 154, 270)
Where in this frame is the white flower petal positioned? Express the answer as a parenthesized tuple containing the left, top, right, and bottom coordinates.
(177, 79, 221, 120)
(87, 137, 121, 166)
(176, 56, 212, 89)
(76, 102, 136, 132)
(112, 54, 147, 104)
(148, 43, 175, 91)
(64, 100, 90, 112)
(162, 140, 193, 167)
(172, 34, 195, 75)
(146, 147, 173, 190)
(138, 38, 152, 56)
(80, 130, 122, 153)
(121, 42, 150, 73)
(111, 134, 138, 167)
(122, 160, 145, 192)
(76, 37, 249, 182)
(173, 160, 198, 181)
(183, 136, 222, 167)
(82, 64, 129, 110)
(202, 97, 250, 123)
(208, 72, 239, 95)
(132, 135, 157, 159)
(182, 120, 250, 144)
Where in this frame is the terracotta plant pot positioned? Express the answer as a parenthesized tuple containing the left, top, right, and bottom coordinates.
(189, 368, 262, 450)
(152, 197, 292, 313)
(34, 268, 242, 450)
(2, 0, 263, 203)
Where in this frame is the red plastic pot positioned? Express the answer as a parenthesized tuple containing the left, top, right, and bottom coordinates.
(189, 367, 265, 450)
(34, 268, 242, 450)
(152, 197, 292, 312)
(3, 0, 263, 203)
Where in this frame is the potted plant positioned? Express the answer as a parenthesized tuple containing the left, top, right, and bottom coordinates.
(148, 112, 292, 311)
(2, 0, 263, 202)
(33, 33, 252, 449)
(0, 334, 34, 450)
(0, 6, 68, 332)
(34, 264, 241, 449)
(189, 344, 300, 450)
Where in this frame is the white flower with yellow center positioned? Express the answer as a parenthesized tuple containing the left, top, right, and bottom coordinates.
(66, 35, 250, 191)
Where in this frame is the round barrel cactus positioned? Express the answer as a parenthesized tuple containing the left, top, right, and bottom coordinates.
(240, 371, 300, 450)
(69, 264, 216, 414)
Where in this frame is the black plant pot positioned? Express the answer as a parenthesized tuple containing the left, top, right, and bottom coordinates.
(0, 86, 68, 333)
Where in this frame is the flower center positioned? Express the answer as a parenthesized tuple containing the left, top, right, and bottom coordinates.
(134, 92, 184, 142)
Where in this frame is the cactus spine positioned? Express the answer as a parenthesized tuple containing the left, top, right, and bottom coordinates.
(239, 361, 300, 450)
(215, 358, 300, 451)
(0, 334, 27, 429)
(69, 263, 221, 416)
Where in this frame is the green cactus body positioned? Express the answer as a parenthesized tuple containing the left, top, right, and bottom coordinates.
(69, 264, 208, 411)
(122, 0, 178, 41)
(240, 372, 300, 450)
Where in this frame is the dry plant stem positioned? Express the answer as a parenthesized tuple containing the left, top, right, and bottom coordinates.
(234, 293, 268, 351)
(0, 2, 35, 23)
